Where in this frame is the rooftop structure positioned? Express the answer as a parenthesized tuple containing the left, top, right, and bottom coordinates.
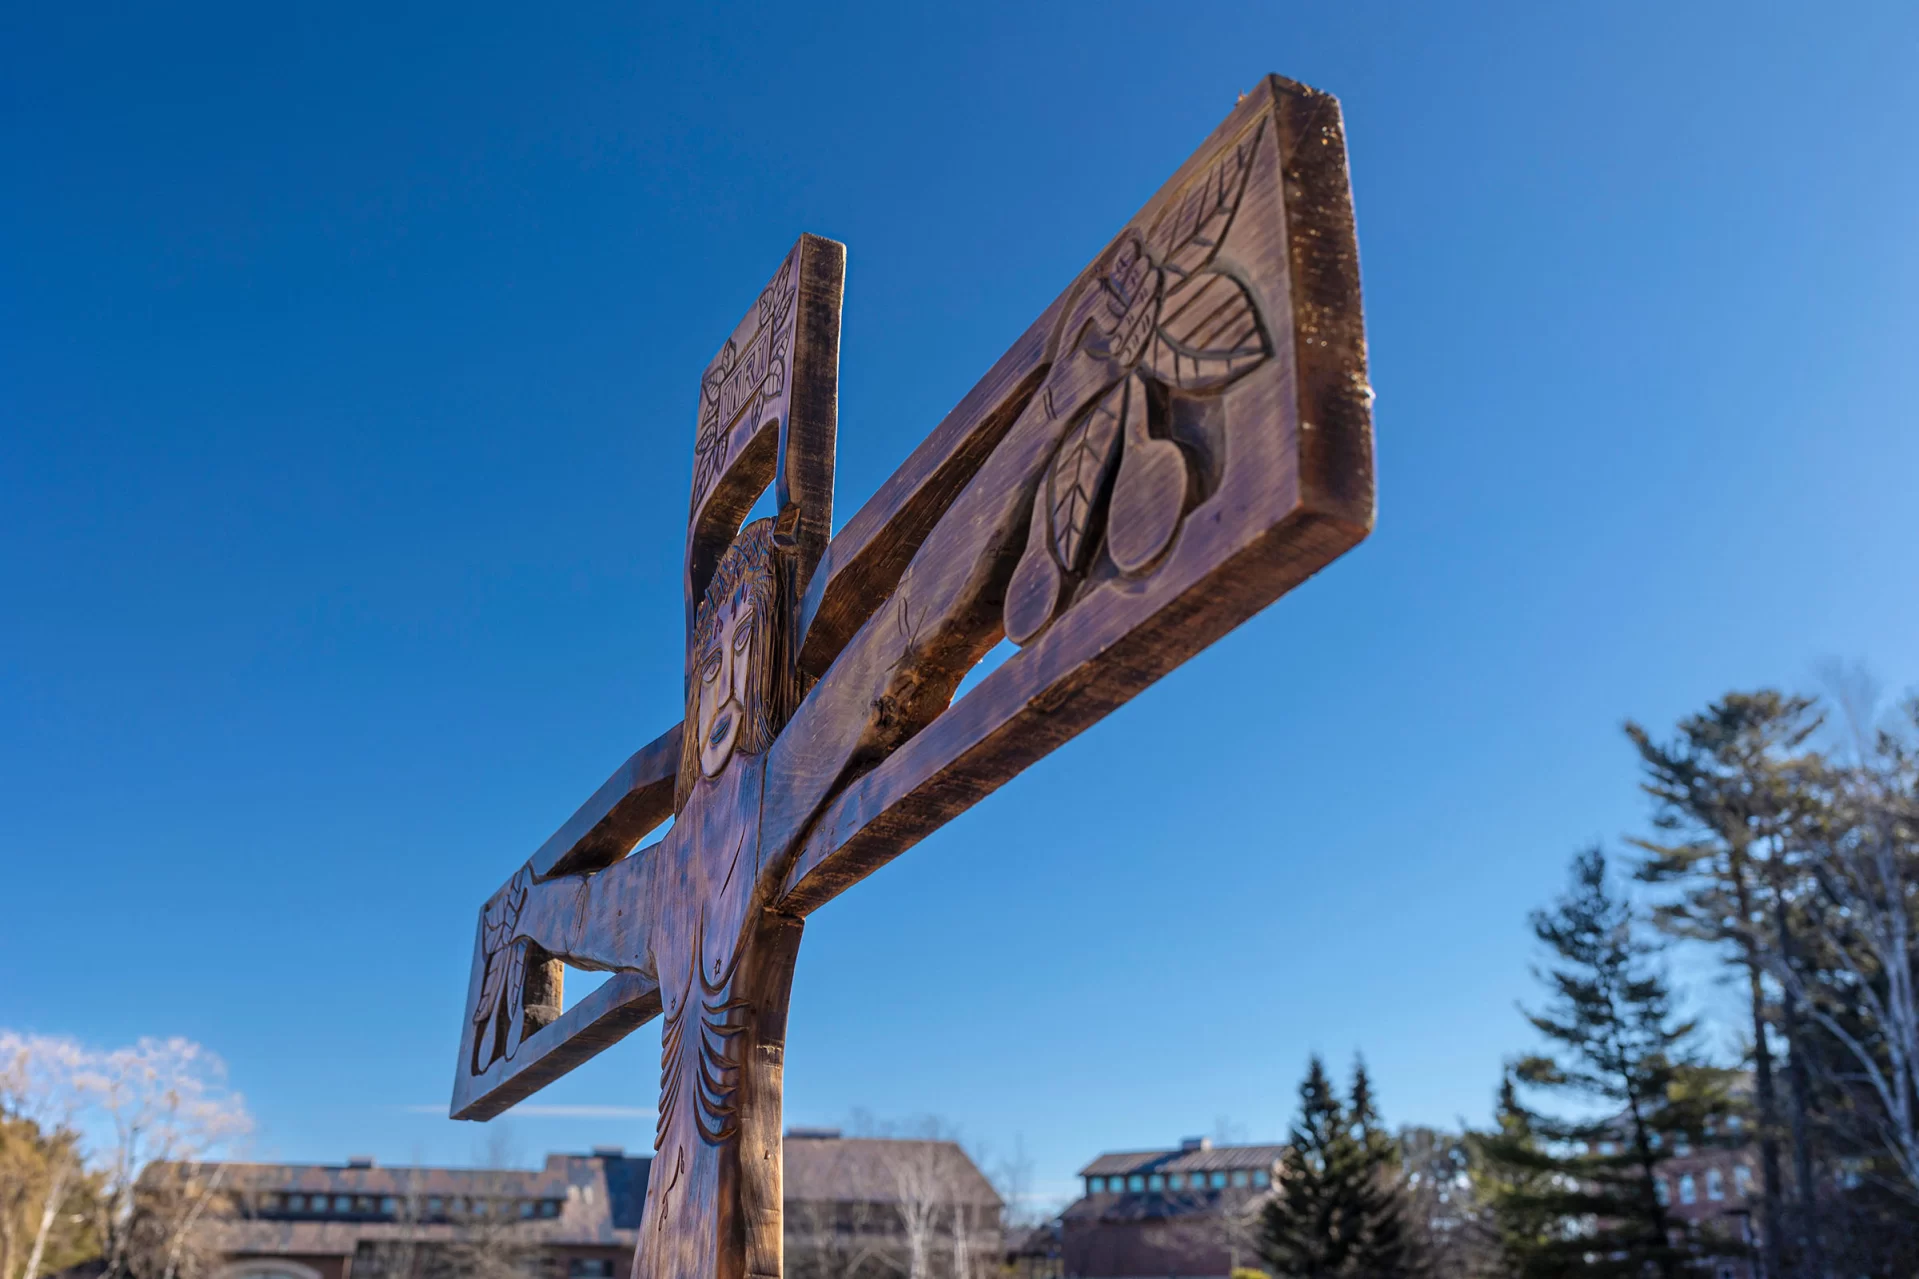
(1062, 1139, 1284, 1279)
(166, 1139, 998, 1279)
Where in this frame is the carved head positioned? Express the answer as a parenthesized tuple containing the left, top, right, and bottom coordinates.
(676, 518, 798, 809)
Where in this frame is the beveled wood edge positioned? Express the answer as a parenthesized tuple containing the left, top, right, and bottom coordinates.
(685, 234, 846, 651)
(790, 74, 1371, 682)
(785, 233, 846, 609)
(1270, 75, 1374, 529)
(527, 722, 683, 881)
(794, 300, 1059, 678)
(777, 74, 1375, 913)
(778, 509, 1368, 916)
(450, 970, 664, 1121)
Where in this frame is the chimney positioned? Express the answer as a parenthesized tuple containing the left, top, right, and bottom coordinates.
(346, 1156, 376, 1168)
(591, 1146, 625, 1158)
(1179, 1137, 1211, 1153)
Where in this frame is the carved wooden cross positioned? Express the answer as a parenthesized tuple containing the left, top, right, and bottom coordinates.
(451, 76, 1373, 1279)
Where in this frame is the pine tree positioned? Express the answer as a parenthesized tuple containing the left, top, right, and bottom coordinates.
(1477, 848, 1737, 1279)
(1627, 690, 1823, 1279)
(1347, 1060, 1414, 1276)
(1471, 1076, 1557, 1274)
(1260, 1056, 1422, 1278)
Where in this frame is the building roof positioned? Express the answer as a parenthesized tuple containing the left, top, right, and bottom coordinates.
(182, 1152, 652, 1258)
(1077, 1143, 1287, 1178)
(173, 1138, 998, 1263)
(783, 1136, 1000, 1207)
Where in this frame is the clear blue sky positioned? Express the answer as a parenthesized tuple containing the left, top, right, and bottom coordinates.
(4, 1, 1916, 1211)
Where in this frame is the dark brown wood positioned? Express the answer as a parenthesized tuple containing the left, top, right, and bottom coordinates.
(451, 74, 1373, 1279)
(526, 723, 682, 881)
(684, 234, 843, 657)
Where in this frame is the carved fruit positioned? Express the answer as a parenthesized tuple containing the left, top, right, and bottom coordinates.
(1106, 371, 1189, 574)
(1107, 435, 1189, 574)
(1004, 484, 1064, 645)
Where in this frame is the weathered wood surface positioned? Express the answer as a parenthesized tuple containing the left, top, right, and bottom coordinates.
(526, 723, 682, 881)
(452, 74, 1373, 1279)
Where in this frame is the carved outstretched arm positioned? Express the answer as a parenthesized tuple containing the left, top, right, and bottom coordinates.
(468, 849, 662, 1074)
(518, 851, 661, 975)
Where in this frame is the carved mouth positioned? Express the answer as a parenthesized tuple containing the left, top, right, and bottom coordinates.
(708, 709, 735, 748)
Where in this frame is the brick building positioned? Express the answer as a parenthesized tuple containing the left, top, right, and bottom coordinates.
(1059, 1139, 1281, 1279)
(177, 1133, 998, 1279)
(1586, 1123, 1761, 1278)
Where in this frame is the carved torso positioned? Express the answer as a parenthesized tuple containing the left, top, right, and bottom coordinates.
(641, 756, 773, 1279)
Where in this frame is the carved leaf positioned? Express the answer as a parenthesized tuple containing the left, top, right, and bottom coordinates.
(1081, 233, 1160, 369)
(1047, 379, 1129, 573)
(1147, 119, 1264, 281)
(1141, 269, 1267, 392)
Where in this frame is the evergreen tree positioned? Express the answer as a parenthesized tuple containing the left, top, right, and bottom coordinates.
(1627, 690, 1824, 1279)
(1477, 848, 1737, 1279)
(1470, 1077, 1557, 1276)
(1347, 1061, 1414, 1276)
(1260, 1056, 1422, 1278)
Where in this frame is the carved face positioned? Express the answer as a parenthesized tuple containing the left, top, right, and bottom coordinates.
(675, 518, 797, 810)
(694, 593, 759, 779)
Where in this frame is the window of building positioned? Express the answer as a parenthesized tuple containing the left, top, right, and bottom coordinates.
(568, 1261, 615, 1279)
(287, 1195, 305, 1212)
(1228, 1170, 1247, 1187)
(540, 1201, 560, 1218)
(1674, 1136, 1692, 1157)
(1252, 1170, 1270, 1188)
(354, 1197, 373, 1213)
(1146, 1174, 1163, 1191)
(1086, 1177, 1101, 1194)
(428, 1197, 445, 1216)
(1167, 1174, 1184, 1190)
(334, 1196, 352, 1213)
(1127, 1175, 1145, 1193)
(1655, 1178, 1670, 1206)
(1734, 1165, 1753, 1197)
(1598, 1141, 1616, 1156)
(521, 1201, 536, 1219)
(380, 1197, 397, 1214)
(1210, 1172, 1228, 1189)
(1678, 1174, 1696, 1205)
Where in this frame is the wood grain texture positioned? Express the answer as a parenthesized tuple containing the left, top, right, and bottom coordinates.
(685, 235, 844, 660)
(763, 76, 1372, 910)
(527, 723, 682, 881)
(451, 73, 1372, 1279)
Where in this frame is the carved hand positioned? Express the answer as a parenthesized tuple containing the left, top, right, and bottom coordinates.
(473, 865, 534, 1066)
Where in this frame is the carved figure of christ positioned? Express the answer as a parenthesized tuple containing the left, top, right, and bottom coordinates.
(453, 77, 1376, 1279)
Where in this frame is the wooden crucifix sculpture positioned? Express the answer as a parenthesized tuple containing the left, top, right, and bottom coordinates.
(451, 76, 1373, 1279)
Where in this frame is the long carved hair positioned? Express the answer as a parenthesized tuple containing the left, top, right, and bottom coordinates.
(675, 518, 800, 812)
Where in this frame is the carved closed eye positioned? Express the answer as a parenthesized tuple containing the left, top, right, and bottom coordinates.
(699, 651, 722, 684)
(731, 612, 755, 654)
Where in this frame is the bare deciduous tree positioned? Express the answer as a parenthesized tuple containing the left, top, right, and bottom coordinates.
(0, 1032, 251, 1279)
(1756, 681, 1919, 1203)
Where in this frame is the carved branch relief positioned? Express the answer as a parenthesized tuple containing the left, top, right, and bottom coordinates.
(1006, 119, 1270, 644)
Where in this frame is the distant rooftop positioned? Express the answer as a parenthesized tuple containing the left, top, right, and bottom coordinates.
(1077, 1141, 1287, 1178)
